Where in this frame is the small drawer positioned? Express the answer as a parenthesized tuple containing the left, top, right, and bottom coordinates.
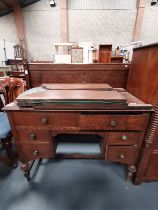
(105, 132, 141, 145)
(13, 111, 78, 128)
(17, 142, 53, 161)
(106, 146, 138, 165)
(80, 114, 148, 131)
(16, 129, 51, 142)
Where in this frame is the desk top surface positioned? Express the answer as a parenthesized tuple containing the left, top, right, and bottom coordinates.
(42, 83, 113, 91)
(16, 84, 127, 108)
(3, 84, 153, 111)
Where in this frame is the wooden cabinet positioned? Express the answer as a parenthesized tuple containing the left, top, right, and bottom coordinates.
(99, 45, 112, 63)
(127, 43, 158, 184)
(144, 151, 158, 179)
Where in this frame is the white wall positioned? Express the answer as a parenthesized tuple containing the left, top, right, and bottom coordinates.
(140, 0, 158, 44)
(0, 13, 18, 43)
(0, 40, 15, 64)
(68, 10, 137, 49)
(23, 0, 61, 61)
(0, 13, 18, 63)
(68, 0, 137, 49)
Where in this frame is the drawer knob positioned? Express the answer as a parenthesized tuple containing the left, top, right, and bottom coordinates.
(110, 120, 117, 127)
(121, 135, 128, 141)
(41, 117, 48, 125)
(120, 153, 125, 159)
(32, 150, 39, 156)
(30, 133, 36, 140)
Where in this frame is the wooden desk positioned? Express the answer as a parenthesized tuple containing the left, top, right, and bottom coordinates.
(4, 85, 153, 182)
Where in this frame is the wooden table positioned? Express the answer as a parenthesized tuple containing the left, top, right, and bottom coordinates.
(0, 66, 12, 76)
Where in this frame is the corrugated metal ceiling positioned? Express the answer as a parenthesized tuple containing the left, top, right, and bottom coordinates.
(68, 0, 137, 10)
(0, 0, 41, 17)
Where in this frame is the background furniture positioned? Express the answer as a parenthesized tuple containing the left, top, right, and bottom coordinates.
(0, 66, 12, 76)
(71, 47, 83, 63)
(111, 56, 123, 63)
(0, 77, 26, 167)
(7, 44, 27, 79)
(0, 77, 25, 104)
(127, 43, 158, 184)
(99, 44, 112, 63)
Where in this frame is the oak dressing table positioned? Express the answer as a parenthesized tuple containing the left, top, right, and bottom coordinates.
(4, 83, 153, 181)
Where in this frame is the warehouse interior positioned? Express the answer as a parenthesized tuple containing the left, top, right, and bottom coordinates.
(0, 1, 158, 210)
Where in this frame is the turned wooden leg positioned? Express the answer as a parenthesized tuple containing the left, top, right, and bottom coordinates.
(2, 136, 17, 168)
(21, 162, 31, 181)
(127, 165, 136, 182)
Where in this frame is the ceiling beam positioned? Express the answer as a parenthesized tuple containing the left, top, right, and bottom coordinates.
(60, 0, 68, 42)
(133, 0, 145, 41)
(0, 0, 19, 9)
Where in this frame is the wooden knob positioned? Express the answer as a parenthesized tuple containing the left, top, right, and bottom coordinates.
(121, 135, 128, 141)
(41, 117, 48, 124)
(120, 153, 125, 159)
(32, 150, 39, 156)
(110, 120, 117, 127)
(30, 133, 36, 140)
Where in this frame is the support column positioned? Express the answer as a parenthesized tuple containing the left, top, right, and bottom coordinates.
(13, 3, 28, 58)
(133, 0, 145, 41)
(60, 0, 68, 42)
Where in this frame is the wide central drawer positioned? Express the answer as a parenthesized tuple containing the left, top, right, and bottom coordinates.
(80, 114, 148, 131)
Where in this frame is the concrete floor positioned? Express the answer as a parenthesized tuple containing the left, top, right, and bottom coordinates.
(0, 159, 158, 210)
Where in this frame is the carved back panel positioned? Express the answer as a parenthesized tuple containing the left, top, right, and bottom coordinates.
(27, 63, 129, 88)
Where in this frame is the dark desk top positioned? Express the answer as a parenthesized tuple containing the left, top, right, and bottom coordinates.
(3, 84, 153, 112)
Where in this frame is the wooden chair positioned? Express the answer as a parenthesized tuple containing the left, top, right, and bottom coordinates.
(0, 94, 17, 168)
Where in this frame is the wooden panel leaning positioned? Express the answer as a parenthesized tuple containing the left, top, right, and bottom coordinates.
(127, 43, 158, 184)
(26, 63, 129, 89)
